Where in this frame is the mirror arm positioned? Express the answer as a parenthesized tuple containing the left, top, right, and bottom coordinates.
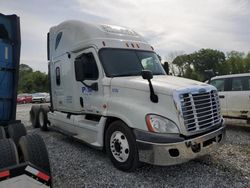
(148, 79, 158, 103)
(80, 81, 98, 91)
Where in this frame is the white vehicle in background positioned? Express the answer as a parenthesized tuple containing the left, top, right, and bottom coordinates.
(31, 20, 225, 171)
(32, 93, 50, 103)
(209, 73, 250, 122)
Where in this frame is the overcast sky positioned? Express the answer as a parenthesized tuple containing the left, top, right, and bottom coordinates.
(2, 0, 250, 72)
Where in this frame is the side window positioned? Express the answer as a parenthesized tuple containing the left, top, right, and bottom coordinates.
(244, 77, 250, 91)
(55, 32, 62, 50)
(77, 53, 99, 80)
(210, 79, 225, 91)
(231, 78, 243, 91)
(55, 67, 60, 86)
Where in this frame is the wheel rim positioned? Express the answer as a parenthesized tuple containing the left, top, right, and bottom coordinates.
(110, 131, 130, 162)
(39, 112, 44, 126)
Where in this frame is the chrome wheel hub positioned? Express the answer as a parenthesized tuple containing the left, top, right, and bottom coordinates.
(110, 131, 129, 162)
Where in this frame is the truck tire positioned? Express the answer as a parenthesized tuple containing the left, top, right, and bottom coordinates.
(30, 105, 40, 128)
(0, 126, 6, 139)
(19, 134, 50, 173)
(0, 139, 19, 168)
(105, 120, 139, 172)
(8, 123, 27, 145)
(39, 107, 49, 131)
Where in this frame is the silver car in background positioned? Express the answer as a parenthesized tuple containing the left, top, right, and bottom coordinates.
(32, 93, 50, 103)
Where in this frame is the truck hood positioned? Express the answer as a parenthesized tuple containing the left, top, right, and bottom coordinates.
(111, 75, 209, 96)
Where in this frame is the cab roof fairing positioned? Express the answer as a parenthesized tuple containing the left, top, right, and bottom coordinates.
(49, 20, 151, 59)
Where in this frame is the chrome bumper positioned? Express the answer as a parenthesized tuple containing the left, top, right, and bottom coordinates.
(136, 126, 226, 166)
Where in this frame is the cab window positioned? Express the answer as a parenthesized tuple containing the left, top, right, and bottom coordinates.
(229, 76, 250, 91)
(210, 79, 225, 91)
(55, 32, 62, 50)
(231, 78, 244, 91)
(245, 77, 250, 90)
(77, 53, 99, 80)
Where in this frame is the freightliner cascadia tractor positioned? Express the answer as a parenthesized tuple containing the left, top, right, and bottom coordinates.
(31, 20, 225, 172)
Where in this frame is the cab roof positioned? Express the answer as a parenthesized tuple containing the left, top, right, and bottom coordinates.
(49, 20, 151, 60)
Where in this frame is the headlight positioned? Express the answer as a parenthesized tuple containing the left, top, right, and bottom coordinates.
(146, 114, 179, 133)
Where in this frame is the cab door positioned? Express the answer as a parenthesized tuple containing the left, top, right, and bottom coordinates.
(51, 60, 64, 110)
(226, 76, 250, 118)
(75, 48, 105, 115)
(210, 78, 228, 116)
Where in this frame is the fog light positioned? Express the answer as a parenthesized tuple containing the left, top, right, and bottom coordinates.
(169, 149, 180, 157)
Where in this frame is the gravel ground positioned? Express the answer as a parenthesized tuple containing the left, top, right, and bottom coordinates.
(17, 104, 250, 188)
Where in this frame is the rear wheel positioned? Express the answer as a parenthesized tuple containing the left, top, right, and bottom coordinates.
(8, 123, 27, 145)
(105, 120, 139, 172)
(0, 139, 19, 168)
(0, 126, 6, 139)
(19, 134, 50, 173)
(30, 105, 40, 128)
(39, 106, 49, 131)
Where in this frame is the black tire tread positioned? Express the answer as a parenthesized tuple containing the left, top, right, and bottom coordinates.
(19, 134, 50, 173)
(8, 123, 27, 145)
(0, 139, 19, 168)
(30, 105, 41, 128)
(39, 107, 49, 131)
(0, 126, 6, 139)
(105, 120, 139, 172)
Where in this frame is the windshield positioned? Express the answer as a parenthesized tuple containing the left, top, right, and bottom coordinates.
(99, 49, 166, 77)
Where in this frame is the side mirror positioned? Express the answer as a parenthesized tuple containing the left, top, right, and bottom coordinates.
(141, 70, 158, 103)
(75, 56, 87, 81)
(141, 70, 153, 80)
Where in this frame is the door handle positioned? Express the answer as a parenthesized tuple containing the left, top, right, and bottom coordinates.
(80, 97, 84, 108)
(219, 95, 225, 99)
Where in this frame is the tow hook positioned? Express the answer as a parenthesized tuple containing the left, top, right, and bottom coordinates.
(186, 141, 201, 153)
(191, 142, 201, 153)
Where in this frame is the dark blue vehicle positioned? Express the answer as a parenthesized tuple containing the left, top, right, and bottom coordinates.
(0, 13, 51, 187)
(0, 13, 21, 125)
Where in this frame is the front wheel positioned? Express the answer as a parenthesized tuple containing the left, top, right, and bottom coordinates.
(105, 120, 139, 172)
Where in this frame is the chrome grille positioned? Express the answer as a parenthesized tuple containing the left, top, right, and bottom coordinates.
(180, 90, 221, 132)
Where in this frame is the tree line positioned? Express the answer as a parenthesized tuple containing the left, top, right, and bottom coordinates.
(163, 49, 250, 81)
(18, 64, 49, 94)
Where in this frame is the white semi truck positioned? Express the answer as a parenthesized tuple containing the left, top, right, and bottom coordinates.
(32, 20, 225, 171)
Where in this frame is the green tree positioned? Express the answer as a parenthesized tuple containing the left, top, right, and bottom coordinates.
(172, 49, 225, 81)
(191, 49, 225, 79)
(226, 51, 245, 74)
(18, 64, 48, 93)
(244, 53, 250, 72)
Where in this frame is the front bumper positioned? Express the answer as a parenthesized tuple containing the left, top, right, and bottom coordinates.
(135, 125, 226, 166)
